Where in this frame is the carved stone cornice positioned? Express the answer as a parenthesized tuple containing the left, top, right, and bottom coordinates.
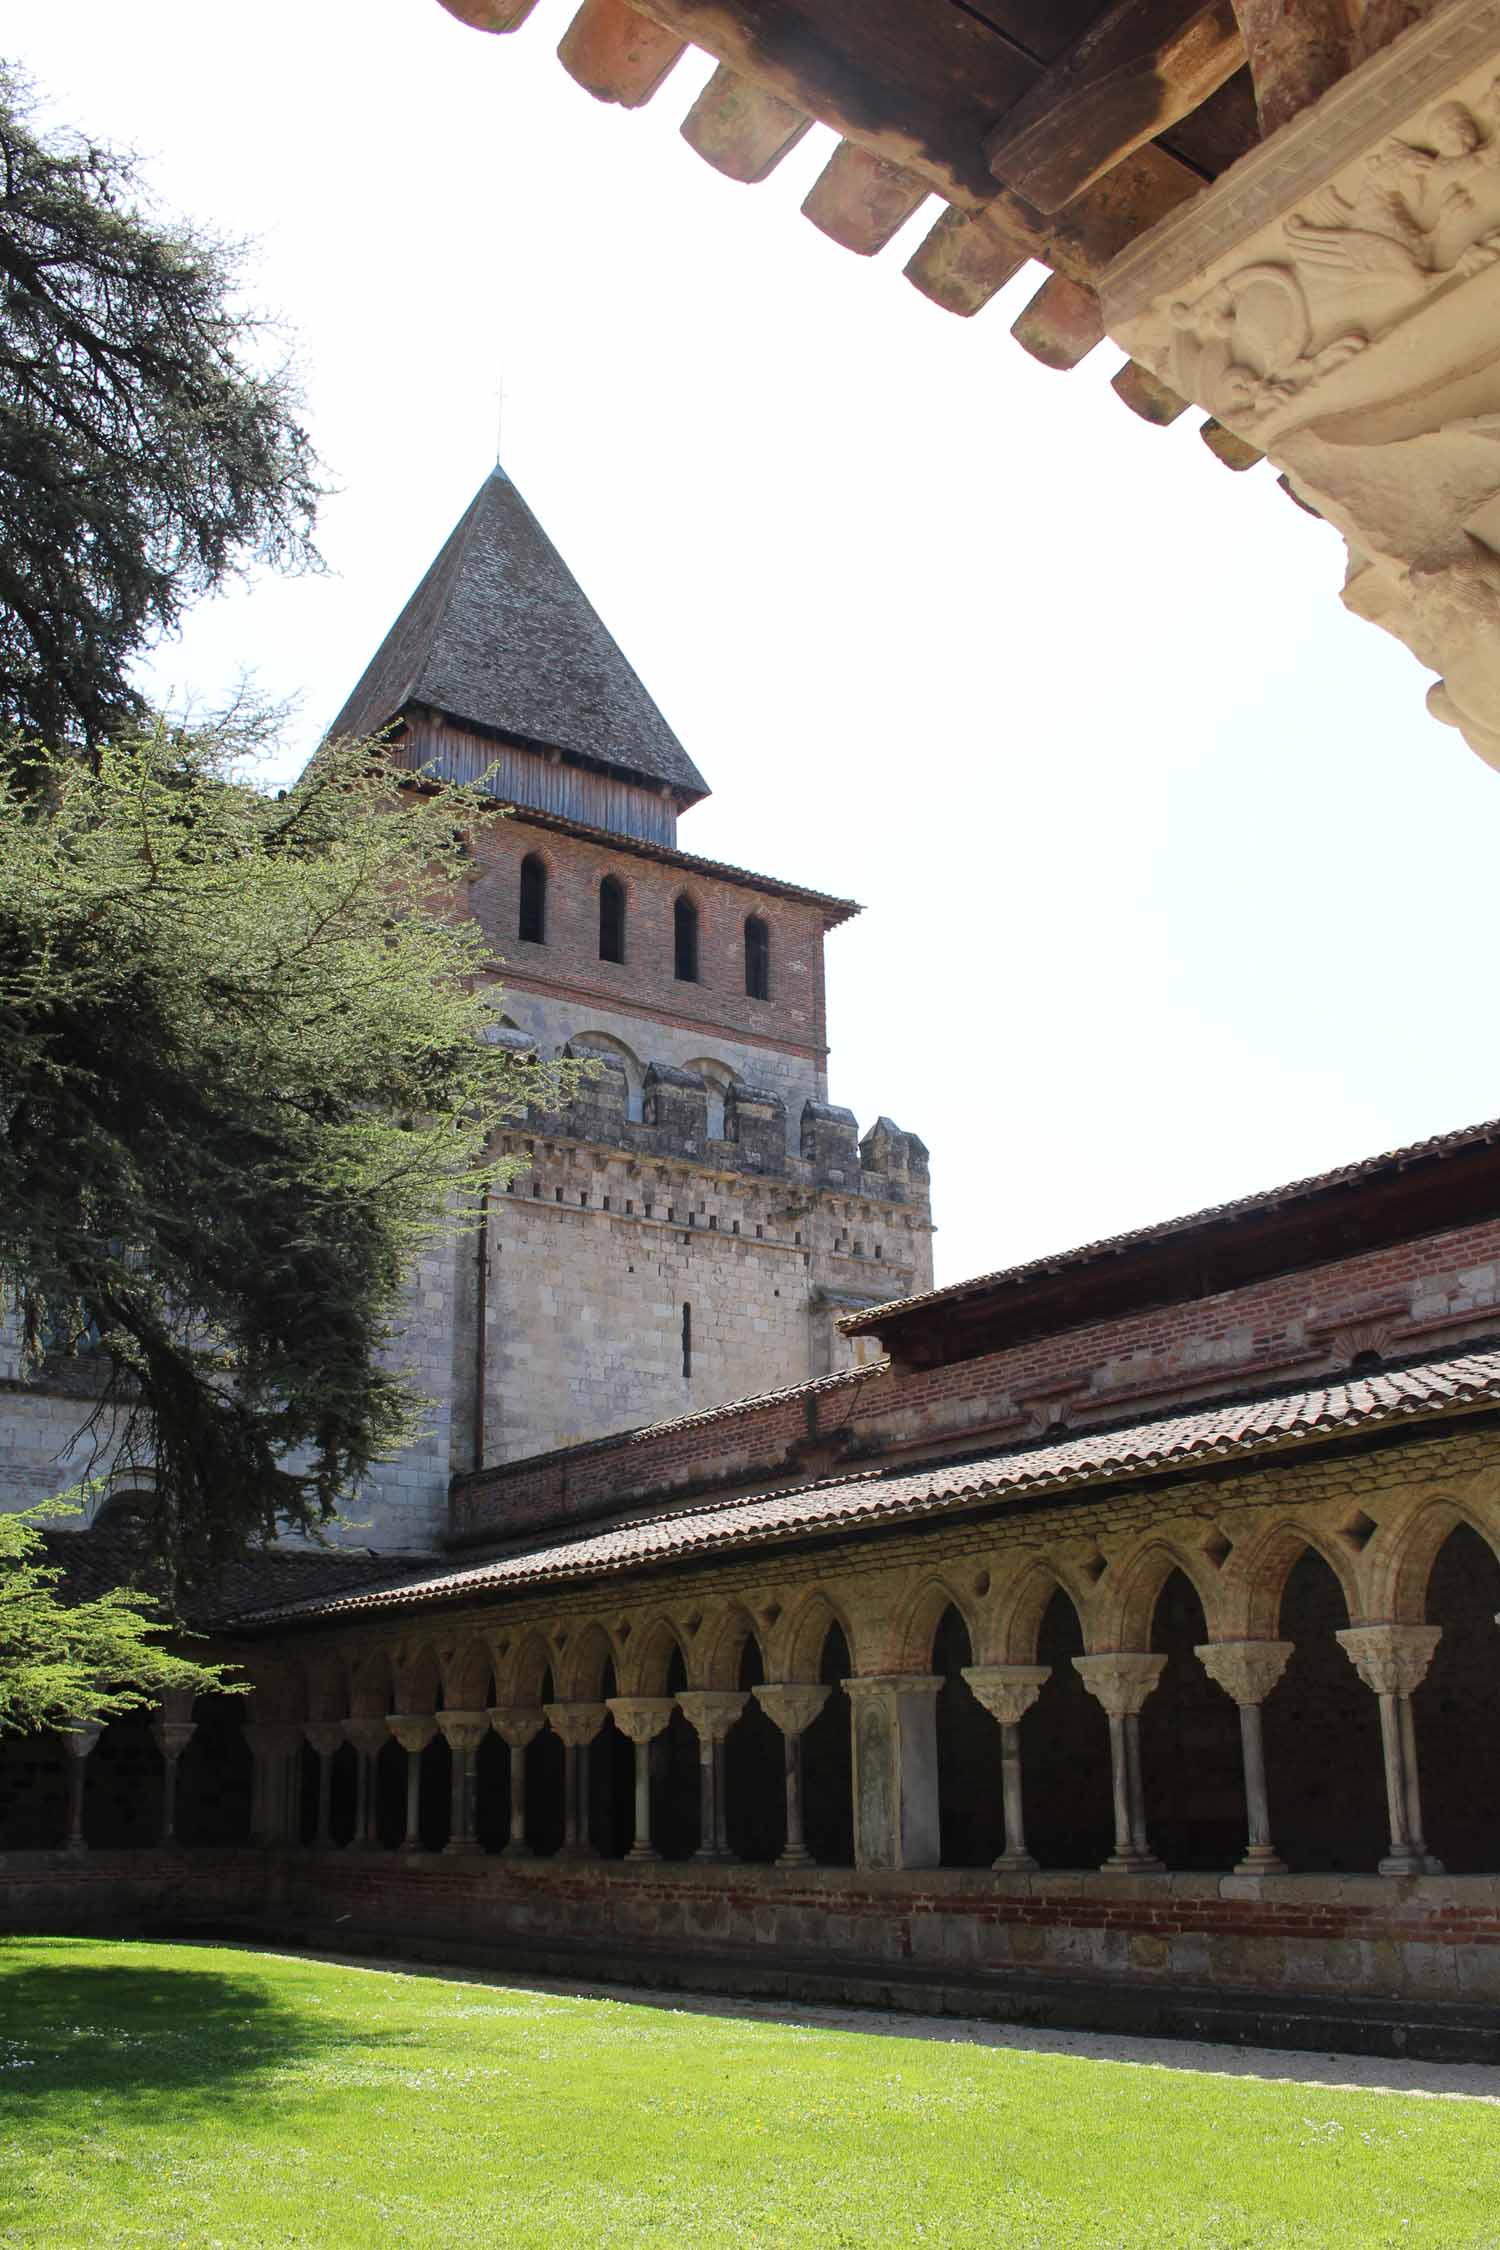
(1073, 1652, 1167, 1716)
(1100, 6, 1500, 774)
(752, 1683, 830, 1738)
(842, 1675, 943, 1704)
(1195, 1639, 1294, 1707)
(1336, 1623, 1442, 1696)
(605, 1696, 676, 1745)
(544, 1700, 608, 1747)
(388, 1713, 439, 1756)
(676, 1690, 749, 1744)
(961, 1664, 1052, 1726)
(435, 1708, 491, 1756)
(488, 1705, 546, 1750)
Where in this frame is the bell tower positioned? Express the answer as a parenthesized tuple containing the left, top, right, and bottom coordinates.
(334, 465, 933, 1547)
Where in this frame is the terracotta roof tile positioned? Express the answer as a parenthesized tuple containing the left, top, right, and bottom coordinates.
(232, 1345, 1500, 1630)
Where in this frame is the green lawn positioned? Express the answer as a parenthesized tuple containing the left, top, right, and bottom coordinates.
(0, 1939, 1495, 2248)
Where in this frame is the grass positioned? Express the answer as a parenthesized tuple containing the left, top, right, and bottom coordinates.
(0, 1939, 1495, 2248)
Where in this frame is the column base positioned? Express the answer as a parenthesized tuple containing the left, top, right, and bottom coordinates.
(1234, 1847, 1287, 1876)
(442, 1838, 483, 1858)
(692, 1846, 736, 1863)
(990, 1851, 1037, 1874)
(775, 1846, 815, 1869)
(1100, 1851, 1165, 1874)
(1378, 1849, 1444, 1876)
(398, 1839, 426, 1856)
(626, 1842, 661, 1862)
(500, 1839, 534, 1860)
(556, 1843, 599, 1864)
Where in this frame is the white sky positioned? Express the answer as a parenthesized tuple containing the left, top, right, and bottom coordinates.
(12, 0, 1500, 1289)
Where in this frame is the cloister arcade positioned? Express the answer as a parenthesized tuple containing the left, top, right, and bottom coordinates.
(12, 1473, 1500, 1887)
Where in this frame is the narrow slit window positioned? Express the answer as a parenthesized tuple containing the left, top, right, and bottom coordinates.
(681, 1301, 692, 1379)
(744, 914, 770, 1000)
(674, 895, 699, 983)
(599, 875, 625, 963)
(518, 854, 547, 944)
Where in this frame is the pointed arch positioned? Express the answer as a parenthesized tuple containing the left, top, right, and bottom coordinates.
(620, 1614, 690, 1696)
(598, 873, 626, 964)
(998, 1562, 1090, 1665)
(744, 914, 770, 1001)
(1238, 1519, 1361, 1641)
(436, 1637, 491, 1711)
(1370, 1497, 1500, 1624)
(555, 1620, 617, 1701)
(772, 1588, 856, 1684)
(497, 1629, 553, 1709)
(673, 893, 700, 983)
(695, 1604, 762, 1691)
(345, 1647, 392, 1718)
(389, 1641, 442, 1715)
(1108, 1540, 1222, 1652)
(891, 1577, 979, 1676)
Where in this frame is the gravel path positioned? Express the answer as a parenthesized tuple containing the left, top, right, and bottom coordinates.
(264, 1946, 1500, 2103)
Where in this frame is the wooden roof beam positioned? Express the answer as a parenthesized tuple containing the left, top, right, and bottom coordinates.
(904, 206, 1031, 318)
(801, 142, 930, 256)
(435, 0, 540, 26)
(1230, 0, 1355, 134)
(983, 0, 1245, 214)
(558, 0, 688, 107)
(1010, 272, 1105, 369)
(681, 64, 812, 182)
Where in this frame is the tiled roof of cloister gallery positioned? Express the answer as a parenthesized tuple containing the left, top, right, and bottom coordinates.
(232, 1341, 1500, 1629)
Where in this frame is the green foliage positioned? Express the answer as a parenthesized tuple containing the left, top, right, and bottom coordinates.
(0, 1513, 226, 1732)
(0, 721, 564, 1583)
(0, 1939, 1495, 2247)
(0, 66, 320, 753)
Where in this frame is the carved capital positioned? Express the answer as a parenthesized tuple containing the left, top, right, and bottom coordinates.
(342, 1717, 390, 1760)
(150, 1718, 197, 1763)
(1072, 1652, 1167, 1717)
(53, 1723, 103, 1761)
(1336, 1623, 1442, 1697)
(1195, 1639, 1294, 1707)
(605, 1696, 676, 1745)
(435, 1708, 490, 1756)
(388, 1712, 439, 1756)
(488, 1704, 546, 1750)
(676, 1690, 749, 1744)
(544, 1699, 608, 1748)
(752, 1683, 830, 1738)
(961, 1664, 1052, 1727)
(304, 1721, 346, 1760)
(842, 1674, 943, 1705)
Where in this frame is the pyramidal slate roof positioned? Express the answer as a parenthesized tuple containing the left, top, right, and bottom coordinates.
(329, 467, 710, 804)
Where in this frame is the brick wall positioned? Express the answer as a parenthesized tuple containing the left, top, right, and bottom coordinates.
(451, 1212, 1500, 1542)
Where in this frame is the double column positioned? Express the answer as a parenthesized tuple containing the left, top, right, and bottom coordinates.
(489, 1707, 546, 1858)
(605, 1697, 676, 1860)
(962, 1665, 1050, 1871)
(1074, 1654, 1166, 1873)
(387, 1714, 438, 1853)
(752, 1685, 829, 1868)
(677, 1691, 748, 1862)
(246, 1721, 304, 1849)
(151, 1694, 198, 1849)
(1337, 1624, 1444, 1876)
(544, 1700, 606, 1860)
(1195, 1639, 1293, 1874)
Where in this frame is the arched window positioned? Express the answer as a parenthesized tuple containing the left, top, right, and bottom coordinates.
(744, 914, 770, 1000)
(518, 854, 547, 944)
(674, 895, 699, 984)
(599, 875, 625, 964)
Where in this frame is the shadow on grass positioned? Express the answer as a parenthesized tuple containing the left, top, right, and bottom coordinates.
(0, 1940, 391, 2107)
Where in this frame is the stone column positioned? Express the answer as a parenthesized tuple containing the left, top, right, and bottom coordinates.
(303, 1723, 345, 1848)
(53, 1724, 102, 1855)
(961, 1665, 1051, 1873)
(388, 1715, 439, 1854)
(342, 1718, 389, 1851)
(1336, 1624, 1444, 1875)
(1195, 1639, 1294, 1874)
(544, 1702, 607, 1860)
(489, 1707, 546, 1858)
(752, 1684, 829, 1868)
(150, 1704, 198, 1850)
(436, 1710, 489, 1857)
(843, 1675, 944, 1874)
(606, 1697, 677, 1860)
(245, 1721, 303, 1849)
(1073, 1654, 1167, 1873)
(677, 1691, 748, 1861)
